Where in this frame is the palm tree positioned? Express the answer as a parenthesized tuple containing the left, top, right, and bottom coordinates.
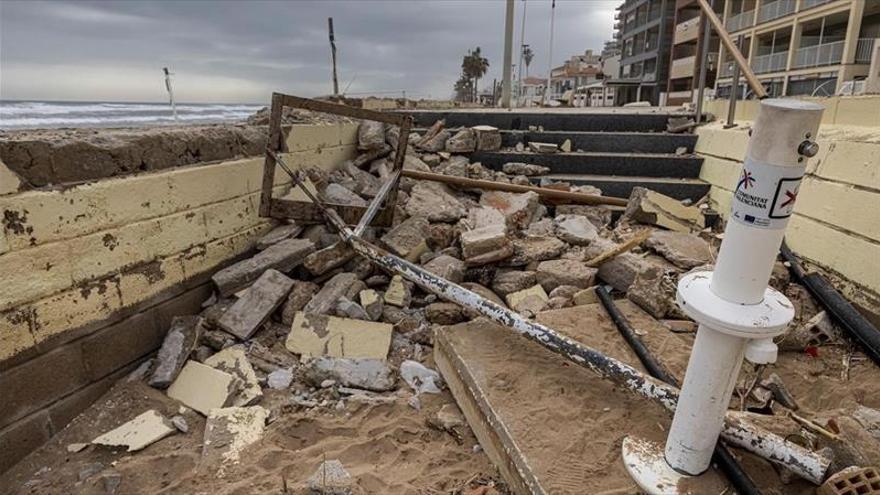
(522, 46, 534, 77)
(463, 47, 490, 102)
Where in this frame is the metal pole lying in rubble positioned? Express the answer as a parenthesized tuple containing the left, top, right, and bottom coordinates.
(623, 99, 825, 494)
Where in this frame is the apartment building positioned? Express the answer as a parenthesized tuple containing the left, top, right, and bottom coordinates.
(613, 0, 678, 105)
(666, 0, 722, 105)
(715, 0, 880, 98)
(548, 50, 604, 99)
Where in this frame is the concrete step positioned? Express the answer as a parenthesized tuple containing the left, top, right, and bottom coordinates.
(470, 151, 704, 178)
(534, 174, 710, 201)
(401, 110, 690, 132)
(499, 130, 697, 154)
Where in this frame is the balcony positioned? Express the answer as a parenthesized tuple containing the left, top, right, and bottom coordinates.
(726, 10, 755, 33)
(670, 55, 697, 79)
(757, 0, 796, 24)
(802, 0, 834, 9)
(752, 51, 789, 73)
(793, 40, 844, 68)
(674, 17, 701, 44)
(855, 38, 877, 64)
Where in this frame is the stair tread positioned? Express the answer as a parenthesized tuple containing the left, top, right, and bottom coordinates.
(474, 151, 698, 159)
(536, 174, 707, 184)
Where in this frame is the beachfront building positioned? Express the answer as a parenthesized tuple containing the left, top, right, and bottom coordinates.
(547, 50, 604, 100)
(519, 76, 547, 106)
(613, 0, 677, 105)
(666, 0, 721, 105)
(715, 0, 880, 98)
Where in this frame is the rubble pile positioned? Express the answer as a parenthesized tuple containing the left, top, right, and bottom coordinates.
(47, 118, 880, 494)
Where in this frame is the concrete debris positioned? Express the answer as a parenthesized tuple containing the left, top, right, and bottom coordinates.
(304, 242, 356, 276)
(357, 121, 385, 150)
(622, 186, 709, 233)
(509, 236, 566, 265)
(572, 286, 599, 305)
(480, 191, 541, 230)
(212, 238, 314, 297)
(256, 223, 303, 250)
(418, 128, 451, 152)
(217, 269, 294, 340)
(472, 125, 502, 151)
(536, 259, 597, 292)
(560, 138, 572, 152)
(307, 459, 353, 495)
(358, 289, 384, 321)
(149, 316, 203, 389)
(304, 272, 360, 315)
(400, 360, 442, 395)
(645, 230, 713, 269)
(626, 264, 679, 318)
(323, 183, 367, 207)
(202, 406, 269, 475)
(405, 181, 467, 222)
(502, 162, 550, 176)
(335, 297, 370, 320)
(302, 357, 396, 392)
(281, 280, 320, 325)
(171, 415, 189, 433)
(267, 368, 294, 390)
(780, 310, 843, 351)
(204, 346, 263, 407)
(384, 275, 412, 307)
(416, 119, 445, 148)
(554, 214, 599, 246)
(528, 142, 558, 153)
(460, 224, 511, 265)
(426, 302, 466, 325)
(286, 311, 393, 360)
(492, 270, 537, 296)
(92, 410, 176, 452)
(423, 254, 466, 283)
(380, 216, 430, 262)
(505, 284, 549, 315)
(445, 128, 476, 153)
(167, 360, 240, 416)
(67, 443, 89, 453)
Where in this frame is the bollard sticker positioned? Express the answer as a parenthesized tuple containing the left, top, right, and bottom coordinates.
(731, 158, 803, 229)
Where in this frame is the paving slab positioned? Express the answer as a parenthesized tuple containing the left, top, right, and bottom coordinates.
(212, 238, 314, 297)
(91, 410, 176, 452)
(217, 269, 294, 340)
(286, 312, 393, 360)
(166, 360, 239, 416)
(433, 301, 698, 494)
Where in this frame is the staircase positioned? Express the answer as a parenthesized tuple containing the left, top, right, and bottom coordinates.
(403, 109, 708, 202)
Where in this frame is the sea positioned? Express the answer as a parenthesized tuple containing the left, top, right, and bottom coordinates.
(0, 100, 266, 130)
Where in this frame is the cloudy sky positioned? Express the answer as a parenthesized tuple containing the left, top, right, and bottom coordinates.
(1, 0, 617, 105)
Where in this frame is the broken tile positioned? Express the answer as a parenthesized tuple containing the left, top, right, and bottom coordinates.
(286, 312, 393, 360)
(167, 361, 239, 416)
(212, 238, 314, 297)
(204, 346, 262, 407)
(217, 269, 294, 340)
(148, 316, 203, 389)
(92, 410, 175, 452)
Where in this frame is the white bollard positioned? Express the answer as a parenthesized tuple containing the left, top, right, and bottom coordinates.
(624, 99, 824, 492)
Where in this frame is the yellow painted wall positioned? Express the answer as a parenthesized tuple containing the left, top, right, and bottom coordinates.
(705, 95, 880, 128)
(0, 123, 358, 361)
(696, 121, 880, 314)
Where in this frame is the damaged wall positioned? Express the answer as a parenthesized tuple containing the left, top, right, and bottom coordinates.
(0, 122, 358, 472)
(696, 122, 880, 319)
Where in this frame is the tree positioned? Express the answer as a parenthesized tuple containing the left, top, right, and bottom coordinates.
(462, 47, 490, 102)
(453, 73, 474, 102)
(522, 46, 534, 77)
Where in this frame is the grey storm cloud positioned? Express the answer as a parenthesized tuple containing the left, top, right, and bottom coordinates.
(0, 0, 617, 104)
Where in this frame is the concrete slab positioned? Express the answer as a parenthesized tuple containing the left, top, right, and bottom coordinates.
(217, 268, 294, 340)
(433, 301, 695, 494)
(166, 360, 239, 416)
(203, 346, 262, 407)
(92, 410, 175, 452)
(286, 312, 393, 360)
(202, 406, 268, 476)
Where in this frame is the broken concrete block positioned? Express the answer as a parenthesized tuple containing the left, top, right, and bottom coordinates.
(556, 205, 613, 230)
(460, 224, 511, 264)
(307, 459, 353, 495)
(323, 183, 367, 207)
(645, 230, 713, 270)
(202, 406, 268, 475)
(256, 223, 303, 251)
(560, 138, 572, 152)
(384, 275, 412, 308)
(418, 128, 451, 152)
(212, 238, 314, 297)
(555, 214, 599, 246)
(148, 316, 203, 389)
(92, 410, 176, 452)
(304, 241, 355, 276)
(302, 357, 396, 392)
(167, 360, 239, 416)
(267, 368, 294, 389)
(480, 191, 541, 230)
(585, 237, 654, 292)
(426, 302, 466, 325)
(445, 128, 476, 153)
(472, 125, 502, 151)
(358, 289, 384, 321)
(509, 236, 566, 265)
(492, 270, 537, 296)
(217, 269, 294, 340)
(626, 264, 679, 318)
(460, 282, 507, 318)
(505, 284, 549, 315)
(281, 280, 320, 325)
(405, 181, 467, 222)
(435, 155, 469, 176)
(423, 254, 465, 283)
(286, 312, 393, 360)
(358, 121, 385, 150)
(380, 216, 429, 262)
(502, 162, 550, 176)
(549, 285, 580, 300)
(400, 360, 442, 394)
(572, 286, 599, 305)
(467, 206, 506, 229)
(536, 259, 597, 292)
(528, 141, 558, 153)
(335, 298, 370, 320)
(621, 187, 708, 233)
(304, 272, 360, 315)
(204, 346, 262, 407)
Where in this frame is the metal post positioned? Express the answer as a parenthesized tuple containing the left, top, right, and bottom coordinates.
(724, 35, 744, 128)
(543, 0, 556, 105)
(694, 2, 712, 123)
(502, 0, 515, 108)
(163, 67, 178, 122)
(623, 99, 825, 494)
(328, 17, 339, 98)
(516, 0, 528, 106)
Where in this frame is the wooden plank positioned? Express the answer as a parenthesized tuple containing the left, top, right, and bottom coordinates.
(268, 198, 394, 227)
(279, 94, 409, 126)
(434, 302, 697, 495)
(260, 93, 285, 217)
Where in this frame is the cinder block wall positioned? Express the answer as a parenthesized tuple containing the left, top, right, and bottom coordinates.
(0, 122, 358, 472)
(695, 116, 880, 321)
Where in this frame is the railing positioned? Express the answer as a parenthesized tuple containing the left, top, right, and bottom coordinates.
(855, 38, 877, 64)
(752, 51, 789, 73)
(793, 40, 844, 68)
(671, 55, 697, 79)
(757, 0, 796, 24)
(802, 0, 833, 9)
(675, 17, 701, 44)
(726, 10, 755, 33)
(719, 62, 736, 78)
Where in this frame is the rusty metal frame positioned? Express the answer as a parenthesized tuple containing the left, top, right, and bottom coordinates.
(259, 92, 413, 227)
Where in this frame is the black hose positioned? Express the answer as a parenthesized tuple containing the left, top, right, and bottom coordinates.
(781, 243, 880, 367)
(597, 286, 763, 495)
